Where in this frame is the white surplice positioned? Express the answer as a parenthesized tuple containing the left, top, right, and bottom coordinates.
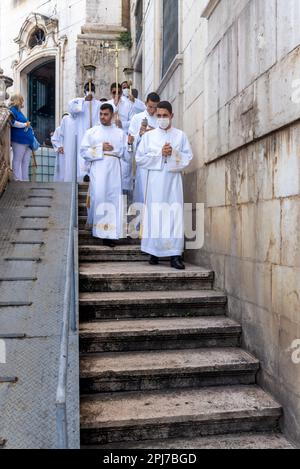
(59, 115, 77, 182)
(68, 97, 101, 181)
(51, 126, 64, 182)
(136, 127, 193, 257)
(129, 110, 158, 204)
(128, 97, 146, 116)
(108, 96, 134, 191)
(80, 124, 128, 239)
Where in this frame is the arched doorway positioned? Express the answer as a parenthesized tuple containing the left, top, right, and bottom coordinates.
(28, 60, 56, 146)
(17, 57, 58, 182)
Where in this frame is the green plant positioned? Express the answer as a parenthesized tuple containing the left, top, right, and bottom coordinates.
(118, 31, 132, 49)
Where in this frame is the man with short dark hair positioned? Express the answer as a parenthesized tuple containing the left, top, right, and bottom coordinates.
(129, 92, 160, 203)
(136, 101, 193, 270)
(68, 82, 101, 181)
(80, 103, 128, 247)
(107, 82, 132, 133)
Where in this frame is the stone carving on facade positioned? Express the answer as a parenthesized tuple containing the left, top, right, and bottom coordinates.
(13, 13, 59, 66)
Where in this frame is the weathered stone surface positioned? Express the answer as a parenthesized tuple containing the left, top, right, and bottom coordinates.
(278, 316, 300, 397)
(80, 348, 259, 393)
(79, 316, 242, 353)
(272, 265, 300, 325)
(79, 289, 227, 320)
(97, 432, 295, 450)
(274, 125, 300, 198)
(241, 302, 280, 379)
(80, 385, 282, 445)
(206, 160, 226, 207)
(239, 260, 272, 310)
(79, 245, 148, 262)
(79, 230, 140, 246)
(241, 200, 281, 264)
(277, 0, 300, 60)
(281, 198, 300, 268)
(79, 262, 215, 292)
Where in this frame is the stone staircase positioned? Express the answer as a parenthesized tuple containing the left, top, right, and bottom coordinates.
(78, 183, 293, 449)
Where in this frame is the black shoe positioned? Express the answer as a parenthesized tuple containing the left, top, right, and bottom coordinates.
(103, 239, 116, 248)
(149, 255, 159, 265)
(83, 175, 90, 183)
(171, 256, 185, 270)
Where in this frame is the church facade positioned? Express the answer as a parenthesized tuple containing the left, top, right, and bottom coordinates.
(130, 0, 300, 446)
(0, 0, 131, 143)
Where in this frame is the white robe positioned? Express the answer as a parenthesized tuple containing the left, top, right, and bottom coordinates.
(128, 97, 146, 116)
(68, 97, 101, 181)
(108, 96, 134, 191)
(51, 126, 64, 182)
(80, 124, 128, 239)
(129, 110, 158, 204)
(59, 115, 77, 182)
(136, 127, 193, 257)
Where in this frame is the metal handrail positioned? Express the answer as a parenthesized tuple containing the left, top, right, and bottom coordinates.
(55, 140, 78, 448)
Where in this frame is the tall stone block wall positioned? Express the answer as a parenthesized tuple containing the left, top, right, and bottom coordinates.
(184, 0, 300, 446)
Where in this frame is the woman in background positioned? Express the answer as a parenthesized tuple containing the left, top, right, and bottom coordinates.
(9, 93, 34, 181)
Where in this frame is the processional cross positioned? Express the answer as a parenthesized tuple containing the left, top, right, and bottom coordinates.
(107, 42, 126, 118)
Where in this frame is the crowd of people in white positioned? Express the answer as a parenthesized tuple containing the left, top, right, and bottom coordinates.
(9, 81, 194, 269)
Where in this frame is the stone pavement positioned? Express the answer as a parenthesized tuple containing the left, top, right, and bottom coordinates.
(0, 182, 79, 449)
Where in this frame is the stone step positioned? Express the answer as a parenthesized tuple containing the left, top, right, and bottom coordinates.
(80, 348, 259, 394)
(79, 245, 148, 262)
(78, 192, 88, 202)
(80, 385, 282, 446)
(78, 183, 89, 191)
(79, 262, 214, 292)
(79, 230, 141, 246)
(79, 316, 241, 353)
(79, 290, 227, 321)
(91, 432, 295, 449)
(79, 216, 88, 228)
(79, 203, 88, 216)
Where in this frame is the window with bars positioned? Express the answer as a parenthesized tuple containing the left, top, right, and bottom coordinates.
(162, 0, 179, 77)
(135, 0, 143, 47)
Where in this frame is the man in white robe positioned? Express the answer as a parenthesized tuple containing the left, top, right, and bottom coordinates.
(51, 113, 77, 182)
(136, 101, 193, 270)
(107, 83, 134, 194)
(129, 92, 160, 204)
(80, 103, 128, 247)
(58, 114, 77, 182)
(68, 82, 101, 182)
(51, 123, 64, 182)
(121, 81, 146, 116)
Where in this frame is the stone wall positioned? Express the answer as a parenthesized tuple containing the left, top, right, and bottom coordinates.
(186, 0, 300, 446)
(132, 0, 300, 446)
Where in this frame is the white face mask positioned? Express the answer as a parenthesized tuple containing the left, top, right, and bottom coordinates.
(158, 117, 170, 130)
(122, 88, 130, 97)
(85, 90, 95, 98)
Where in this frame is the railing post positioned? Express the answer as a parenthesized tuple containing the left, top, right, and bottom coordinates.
(55, 125, 78, 448)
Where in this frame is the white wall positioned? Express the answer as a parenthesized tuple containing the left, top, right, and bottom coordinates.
(86, 0, 122, 25)
(0, 0, 87, 114)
